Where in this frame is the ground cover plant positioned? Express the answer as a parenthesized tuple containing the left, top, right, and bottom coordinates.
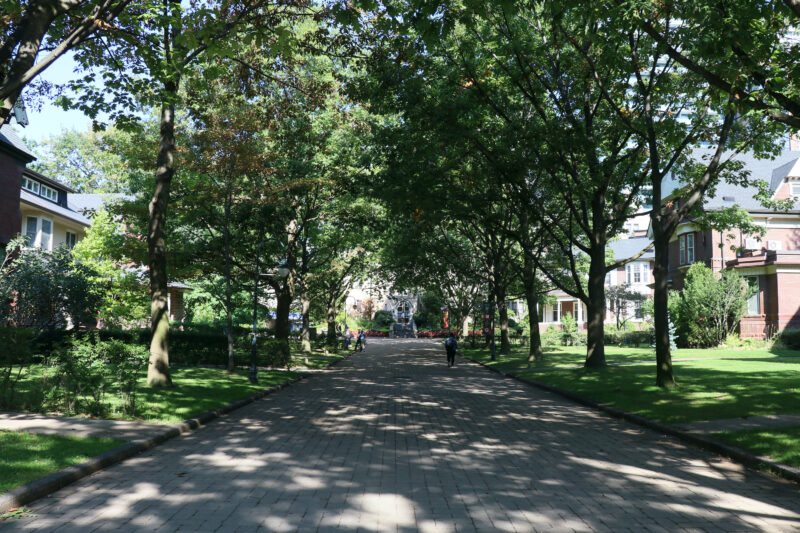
(0, 431, 123, 493)
(11, 367, 297, 423)
(713, 427, 800, 468)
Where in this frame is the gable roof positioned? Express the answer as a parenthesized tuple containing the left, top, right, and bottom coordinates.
(0, 124, 35, 163)
(664, 148, 800, 211)
(608, 236, 654, 262)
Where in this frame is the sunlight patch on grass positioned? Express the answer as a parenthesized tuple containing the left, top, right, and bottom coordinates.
(714, 426, 800, 467)
(514, 359, 800, 424)
(0, 431, 123, 493)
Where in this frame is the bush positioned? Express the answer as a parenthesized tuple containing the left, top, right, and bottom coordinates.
(373, 310, 394, 329)
(541, 325, 561, 346)
(0, 239, 102, 330)
(672, 264, 749, 348)
(778, 329, 800, 350)
(253, 339, 291, 369)
(53, 337, 147, 417)
(0, 327, 35, 408)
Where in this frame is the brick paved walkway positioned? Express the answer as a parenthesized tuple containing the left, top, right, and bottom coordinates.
(6, 339, 800, 532)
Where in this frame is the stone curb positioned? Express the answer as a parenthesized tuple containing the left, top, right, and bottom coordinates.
(465, 355, 800, 485)
(0, 352, 353, 515)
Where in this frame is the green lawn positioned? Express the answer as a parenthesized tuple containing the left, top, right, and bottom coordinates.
(462, 344, 800, 372)
(0, 431, 123, 493)
(713, 426, 800, 468)
(512, 358, 800, 424)
(13, 366, 298, 423)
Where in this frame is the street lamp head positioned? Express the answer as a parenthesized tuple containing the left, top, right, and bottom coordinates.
(275, 259, 290, 279)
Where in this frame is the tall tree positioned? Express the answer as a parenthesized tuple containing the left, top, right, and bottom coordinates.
(61, 0, 316, 386)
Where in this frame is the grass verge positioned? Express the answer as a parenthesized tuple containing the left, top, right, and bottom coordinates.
(713, 426, 800, 468)
(513, 358, 800, 424)
(12, 367, 298, 423)
(0, 431, 123, 493)
(462, 344, 800, 372)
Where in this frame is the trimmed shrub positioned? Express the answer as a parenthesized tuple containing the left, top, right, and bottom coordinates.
(0, 327, 35, 408)
(778, 329, 800, 350)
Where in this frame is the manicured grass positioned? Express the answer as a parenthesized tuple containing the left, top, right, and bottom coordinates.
(0, 431, 123, 493)
(12, 367, 298, 423)
(713, 426, 800, 468)
(513, 358, 800, 424)
(462, 344, 800, 372)
(291, 355, 342, 370)
(132, 367, 298, 422)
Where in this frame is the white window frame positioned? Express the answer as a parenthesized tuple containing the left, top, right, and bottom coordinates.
(686, 233, 695, 263)
(22, 176, 39, 195)
(791, 182, 800, 198)
(642, 263, 650, 284)
(40, 183, 58, 202)
(24, 215, 54, 250)
(25, 216, 38, 246)
(39, 217, 53, 251)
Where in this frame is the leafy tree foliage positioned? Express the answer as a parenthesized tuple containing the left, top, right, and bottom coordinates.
(670, 263, 751, 348)
(0, 237, 102, 330)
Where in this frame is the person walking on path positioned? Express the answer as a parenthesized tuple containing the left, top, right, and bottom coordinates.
(354, 330, 362, 352)
(359, 330, 367, 352)
(445, 332, 458, 367)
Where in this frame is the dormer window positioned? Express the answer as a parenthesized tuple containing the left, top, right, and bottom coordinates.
(791, 182, 800, 199)
(40, 183, 58, 202)
(22, 176, 59, 203)
(22, 176, 39, 194)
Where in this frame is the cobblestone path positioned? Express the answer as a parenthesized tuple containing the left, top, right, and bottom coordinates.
(7, 339, 800, 532)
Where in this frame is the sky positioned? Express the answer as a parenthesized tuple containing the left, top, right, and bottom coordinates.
(13, 53, 98, 144)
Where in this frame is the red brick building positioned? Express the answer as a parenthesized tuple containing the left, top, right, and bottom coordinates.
(0, 125, 35, 248)
(667, 141, 800, 339)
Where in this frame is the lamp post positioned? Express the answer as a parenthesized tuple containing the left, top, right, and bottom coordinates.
(250, 239, 290, 384)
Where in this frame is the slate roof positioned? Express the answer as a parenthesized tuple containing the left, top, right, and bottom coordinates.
(664, 148, 800, 211)
(68, 193, 129, 215)
(608, 236, 654, 261)
(20, 190, 91, 226)
(0, 124, 35, 162)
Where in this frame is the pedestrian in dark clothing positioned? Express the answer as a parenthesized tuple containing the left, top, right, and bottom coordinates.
(359, 330, 367, 352)
(445, 332, 458, 367)
(354, 330, 362, 352)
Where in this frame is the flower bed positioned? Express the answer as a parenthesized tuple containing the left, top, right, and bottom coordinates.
(417, 330, 460, 338)
(365, 330, 388, 337)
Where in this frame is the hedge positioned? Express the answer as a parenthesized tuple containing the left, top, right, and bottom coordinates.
(30, 328, 292, 368)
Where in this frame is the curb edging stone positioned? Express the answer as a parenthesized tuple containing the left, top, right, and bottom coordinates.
(0, 351, 353, 515)
(466, 354, 800, 485)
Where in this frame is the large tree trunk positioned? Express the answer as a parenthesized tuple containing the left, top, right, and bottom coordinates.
(653, 227, 677, 387)
(275, 290, 292, 341)
(526, 289, 543, 362)
(300, 293, 311, 353)
(146, 95, 176, 387)
(326, 298, 337, 347)
(584, 243, 607, 369)
(497, 285, 510, 355)
(224, 188, 234, 371)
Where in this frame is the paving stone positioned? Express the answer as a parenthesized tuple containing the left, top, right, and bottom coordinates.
(3, 339, 800, 532)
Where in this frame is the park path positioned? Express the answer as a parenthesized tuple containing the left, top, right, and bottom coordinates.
(5, 339, 800, 532)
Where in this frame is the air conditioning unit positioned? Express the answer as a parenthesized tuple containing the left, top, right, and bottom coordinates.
(767, 240, 782, 251)
(745, 238, 761, 250)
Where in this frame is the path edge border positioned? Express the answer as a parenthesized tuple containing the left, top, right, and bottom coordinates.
(0, 351, 354, 515)
(466, 354, 800, 485)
